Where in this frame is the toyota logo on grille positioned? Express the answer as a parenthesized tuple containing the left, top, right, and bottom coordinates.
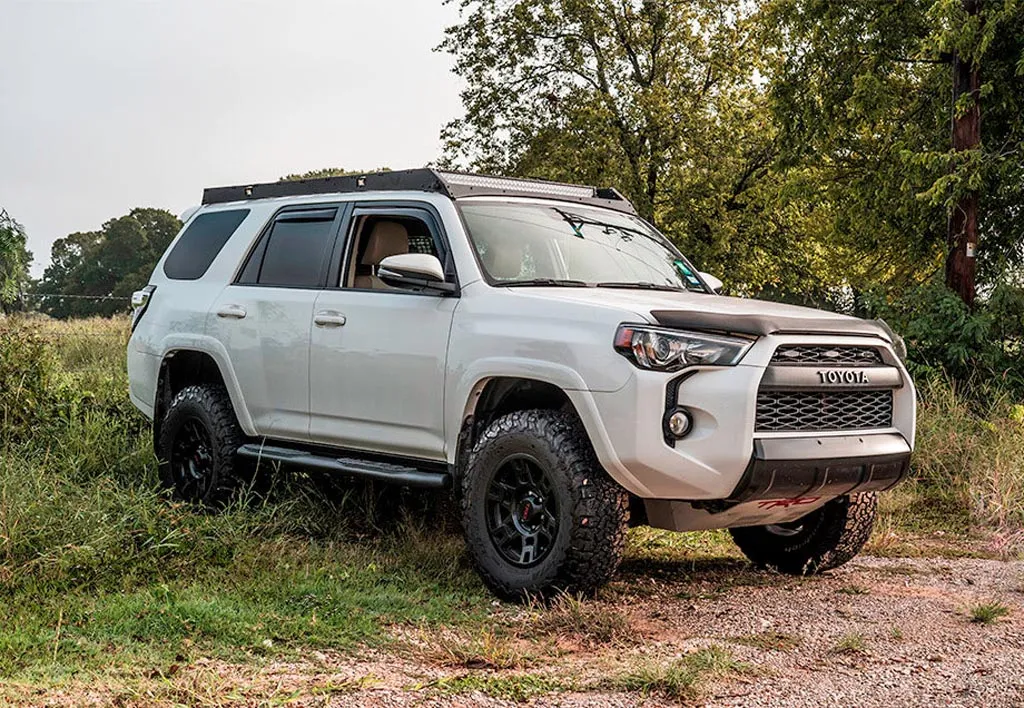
(817, 369, 871, 385)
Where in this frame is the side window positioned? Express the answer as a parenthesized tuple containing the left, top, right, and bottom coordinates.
(237, 208, 337, 288)
(163, 209, 249, 280)
(343, 212, 442, 289)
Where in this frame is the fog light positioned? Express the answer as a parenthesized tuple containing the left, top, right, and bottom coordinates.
(667, 409, 693, 438)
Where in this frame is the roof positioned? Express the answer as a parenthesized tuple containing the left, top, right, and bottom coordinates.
(201, 169, 638, 215)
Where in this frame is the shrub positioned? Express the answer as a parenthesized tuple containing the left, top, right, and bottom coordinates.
(0, 320, 78, 440)
(864, 280, 1024, 396)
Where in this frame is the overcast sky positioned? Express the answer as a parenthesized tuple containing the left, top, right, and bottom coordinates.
(0, 0, 463, 275)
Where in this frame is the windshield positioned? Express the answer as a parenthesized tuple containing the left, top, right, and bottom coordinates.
(459, 201, 708, 292)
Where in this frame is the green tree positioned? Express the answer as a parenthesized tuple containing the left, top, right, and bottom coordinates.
(766, 0, 1024, 292)
(0, 209, 32, 311)
(439, 0, 862, 296)
(279, 167, 391, 181)
(34, 208, 181, 318)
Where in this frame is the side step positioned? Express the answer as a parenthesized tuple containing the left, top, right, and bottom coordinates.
(236, 443, 451, 489)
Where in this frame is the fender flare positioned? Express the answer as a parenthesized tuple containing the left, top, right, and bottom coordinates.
(155, 333, 258, 436)
(448, 358, 649, 496)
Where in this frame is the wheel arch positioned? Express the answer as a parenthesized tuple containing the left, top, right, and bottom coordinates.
(154, 341, 255, 446)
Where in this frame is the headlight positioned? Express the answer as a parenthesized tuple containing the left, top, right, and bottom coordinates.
(613, 325, 753, 371)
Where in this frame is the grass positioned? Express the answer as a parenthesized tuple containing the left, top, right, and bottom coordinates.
(427, 673, 568, 702)
(968, 602, 1011, 625)
(832, 632, 869, 655)
(1, 314, 1023, 698)
(611, 646, 750, 701)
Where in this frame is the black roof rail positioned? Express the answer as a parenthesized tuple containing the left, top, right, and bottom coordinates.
(201, 169, 637, 215)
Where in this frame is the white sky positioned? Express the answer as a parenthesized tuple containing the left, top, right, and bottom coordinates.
(0, 0, 463, 276)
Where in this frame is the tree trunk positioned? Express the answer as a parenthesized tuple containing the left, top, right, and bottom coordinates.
(945, 0, 982, 306)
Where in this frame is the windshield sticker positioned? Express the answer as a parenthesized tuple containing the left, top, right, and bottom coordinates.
(674, 259, 702, 287)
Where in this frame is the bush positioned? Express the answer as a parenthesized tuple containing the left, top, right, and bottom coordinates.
(0, 320, 77, 441)
(864, 280, 1024, 396)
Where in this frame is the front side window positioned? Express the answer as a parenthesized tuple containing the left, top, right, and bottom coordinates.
(460, 201, 707, 292)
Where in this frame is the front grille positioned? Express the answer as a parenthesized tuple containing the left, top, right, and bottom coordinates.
(755, 390, 893, 432)
(771, 345, 883, 367)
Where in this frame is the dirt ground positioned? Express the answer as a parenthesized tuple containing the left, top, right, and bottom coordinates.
(12, 554, 1024, 708)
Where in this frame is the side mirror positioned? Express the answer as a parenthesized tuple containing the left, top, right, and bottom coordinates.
(699, 272, 723, 293)
(378, 254, 456, 294)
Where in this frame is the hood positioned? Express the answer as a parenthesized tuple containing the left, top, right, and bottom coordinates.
(506, 287, 891, 341)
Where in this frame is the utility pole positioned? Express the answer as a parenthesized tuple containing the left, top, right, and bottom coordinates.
(945, 0, 982, 306)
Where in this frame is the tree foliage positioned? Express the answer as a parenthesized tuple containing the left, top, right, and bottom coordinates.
(279, 167, 391, 181)
(33, 209, 181, 319)
(440, 0, 1024, 298)
(0, 209, 32, 310)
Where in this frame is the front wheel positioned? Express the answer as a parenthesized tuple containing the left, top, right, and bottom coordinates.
(460, 409, 629, 599)
(729, 493, 877, 575)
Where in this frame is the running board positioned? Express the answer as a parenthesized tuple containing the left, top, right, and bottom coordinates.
(236, 443, 450, 489)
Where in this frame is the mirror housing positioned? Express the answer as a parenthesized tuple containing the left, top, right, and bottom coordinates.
(378, 254, 456, 294)
(699, 272, 723, 293)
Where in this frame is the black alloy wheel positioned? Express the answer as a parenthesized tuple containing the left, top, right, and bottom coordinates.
(486, 454, 560, 567)
(170, 416, 216, 502)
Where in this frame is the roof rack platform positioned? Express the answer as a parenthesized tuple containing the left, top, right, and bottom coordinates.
(201, 169, 637, 215)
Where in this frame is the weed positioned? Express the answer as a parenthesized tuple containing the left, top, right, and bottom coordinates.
(438, 629, 535, 670)
(428, 673, 566, 702)
(537, 592, 630, 644)
(969, 602, 1011, 625)
(837, 584, 870, 596)
(890, 626, 904, 640)
(611, 646, 749, 700)
(832, 632, 869, 655)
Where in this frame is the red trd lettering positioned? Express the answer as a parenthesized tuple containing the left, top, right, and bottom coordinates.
(757, 497, 821, 509)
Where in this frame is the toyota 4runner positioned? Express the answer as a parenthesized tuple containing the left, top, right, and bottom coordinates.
(127, 169, 915, 598)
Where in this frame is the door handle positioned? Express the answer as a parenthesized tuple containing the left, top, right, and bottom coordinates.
(314, 310, 347, 327)
(217, 305, 247, 319)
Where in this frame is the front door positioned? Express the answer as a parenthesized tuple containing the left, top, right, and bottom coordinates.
(308, 206, 457, 461)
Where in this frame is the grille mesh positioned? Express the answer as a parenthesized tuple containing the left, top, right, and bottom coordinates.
(771, 346, 882, 366)
(755, 390, 893, 432)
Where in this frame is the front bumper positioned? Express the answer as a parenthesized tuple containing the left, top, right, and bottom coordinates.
(728, 433, 911, 503)
(579, 334, 916, 501)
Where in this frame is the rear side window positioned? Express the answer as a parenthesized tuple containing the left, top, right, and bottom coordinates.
(163, 209, 249, 280)
(238, 208, 338, 288)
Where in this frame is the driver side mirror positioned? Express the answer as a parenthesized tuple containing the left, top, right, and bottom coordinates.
(699, 272, 723, 294)
(378, 254, 456, 294)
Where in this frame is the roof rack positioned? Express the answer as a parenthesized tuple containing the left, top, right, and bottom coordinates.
(201, 169, 638, 215)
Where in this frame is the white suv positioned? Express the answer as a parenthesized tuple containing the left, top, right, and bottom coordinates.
(128, 169, 915, 598)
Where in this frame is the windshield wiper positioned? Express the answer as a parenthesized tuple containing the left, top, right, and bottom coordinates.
(498, 278, 590, 288)
(596, 281, 689, 292)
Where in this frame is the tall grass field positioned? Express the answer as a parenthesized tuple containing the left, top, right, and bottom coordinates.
(1, 315, 1021, 693)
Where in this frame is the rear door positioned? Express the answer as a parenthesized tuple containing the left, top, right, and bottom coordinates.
(208, 204, 346, 442)
(308, 204, 458, 460)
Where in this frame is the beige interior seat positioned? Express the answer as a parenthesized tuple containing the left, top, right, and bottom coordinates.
(354, 220, 409, 289)
(481, 240, 524, 280)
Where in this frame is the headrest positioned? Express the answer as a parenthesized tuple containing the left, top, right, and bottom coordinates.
(361, 221, 409, 264)
(481, 241, 524, 280)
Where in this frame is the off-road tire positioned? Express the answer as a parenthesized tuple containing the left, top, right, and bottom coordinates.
(729, 493, 877, 575)
(461, 409, 629, 600)
(157, 384, 248, 507)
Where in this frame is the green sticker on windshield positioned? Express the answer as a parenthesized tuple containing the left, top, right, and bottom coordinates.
(674, 259, 702, 286)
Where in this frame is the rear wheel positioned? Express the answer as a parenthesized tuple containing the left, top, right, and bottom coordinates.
(729, 493, 877, 575)
(461, 409, 629, 599)
(157, 384, 248, 507)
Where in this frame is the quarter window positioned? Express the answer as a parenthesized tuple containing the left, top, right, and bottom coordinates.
(163, 209, 249, 280)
